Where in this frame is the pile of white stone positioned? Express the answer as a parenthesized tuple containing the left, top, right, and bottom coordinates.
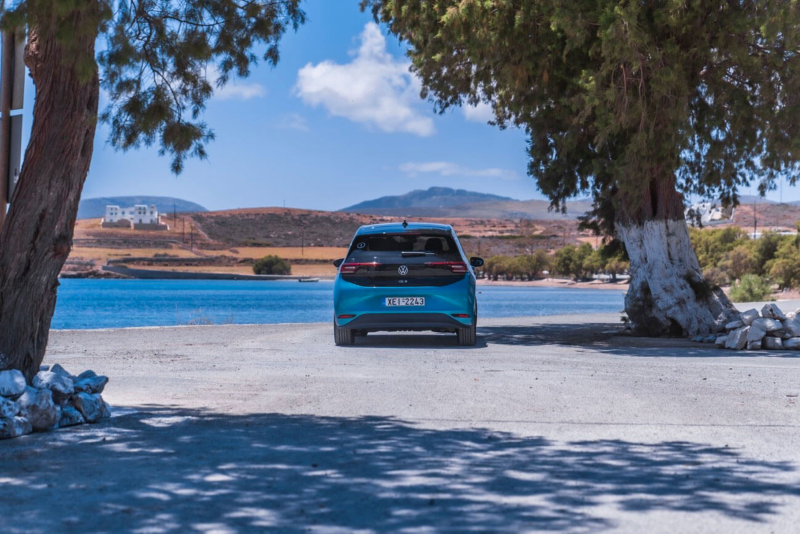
(712, 304, 800, 351)
(0, 364, 110, 439)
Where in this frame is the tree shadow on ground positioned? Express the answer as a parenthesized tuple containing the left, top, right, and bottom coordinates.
(478, 324, 800, 358)
(349, 332, 489, 349)
(2, 409, 798, 533)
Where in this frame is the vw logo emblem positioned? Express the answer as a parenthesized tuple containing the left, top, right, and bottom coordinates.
(398, 265, 409, 276)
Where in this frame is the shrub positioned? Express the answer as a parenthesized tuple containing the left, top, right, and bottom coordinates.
(702, 267, 729, 288)
(728, 274, 773, 303)
(253, 255, 291, 275)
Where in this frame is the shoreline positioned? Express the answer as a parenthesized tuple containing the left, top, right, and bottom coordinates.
(477, 277, 629, 290)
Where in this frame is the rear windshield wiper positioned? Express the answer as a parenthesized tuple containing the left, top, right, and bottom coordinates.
(401, 251, 431, 257)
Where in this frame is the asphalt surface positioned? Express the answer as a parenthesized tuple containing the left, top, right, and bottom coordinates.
(1, 312, 800, 533)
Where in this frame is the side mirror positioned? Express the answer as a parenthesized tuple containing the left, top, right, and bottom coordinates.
(333, 258, 344, 268)
(470, 257, 484, 268)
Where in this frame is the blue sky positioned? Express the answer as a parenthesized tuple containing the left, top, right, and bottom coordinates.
(18, 0, 799, 211)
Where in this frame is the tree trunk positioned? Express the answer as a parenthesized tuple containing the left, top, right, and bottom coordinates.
(0, 14, 99, 381)
(616, 176, 738, 337)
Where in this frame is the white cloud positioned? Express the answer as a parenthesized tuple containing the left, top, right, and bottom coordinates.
(463, 101, 495, 123)
(207, 65, 267, 101)
(295, 23, 435, 137)
(215, 82, 267, 101)
(400, 161, 518, 181)
(275, 113, 309, 132)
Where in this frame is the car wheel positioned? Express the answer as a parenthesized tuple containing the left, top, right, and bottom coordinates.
(457, 312, 477, 346)
(334, 320, 355, 346)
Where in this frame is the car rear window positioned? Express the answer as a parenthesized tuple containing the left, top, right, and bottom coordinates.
(348, 233, 460, 260)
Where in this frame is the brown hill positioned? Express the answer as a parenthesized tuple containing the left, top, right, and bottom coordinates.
(345, 198, 595, 220)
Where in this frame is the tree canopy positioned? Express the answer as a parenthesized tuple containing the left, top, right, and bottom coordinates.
(362, 0, 800, 228)
(2, 0, 305, 173)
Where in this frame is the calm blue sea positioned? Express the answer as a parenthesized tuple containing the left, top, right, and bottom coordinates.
(51, 279, 625, 330)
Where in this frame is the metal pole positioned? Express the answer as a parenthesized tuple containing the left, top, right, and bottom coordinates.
(0, 31, 13, 232)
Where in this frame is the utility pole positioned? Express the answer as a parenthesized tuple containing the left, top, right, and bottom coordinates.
(190, 226, 194, 251)
(753, 198, 758, 239)
(0, 31, 25, 232)
(173, 202, 176, 226)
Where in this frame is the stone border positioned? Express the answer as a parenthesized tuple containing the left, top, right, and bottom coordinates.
(0, 364, 110, 439)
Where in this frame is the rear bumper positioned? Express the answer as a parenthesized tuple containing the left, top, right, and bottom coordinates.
(340, 312, 469, 332)
(333, 274, 476, 330)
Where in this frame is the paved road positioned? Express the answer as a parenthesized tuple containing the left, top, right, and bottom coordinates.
(2, 313, 800, 533)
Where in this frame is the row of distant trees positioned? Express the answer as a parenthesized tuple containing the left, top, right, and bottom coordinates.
(690, 224, 800, 301)
(477, 225, 800, 300)
(479, 243, 629, 282)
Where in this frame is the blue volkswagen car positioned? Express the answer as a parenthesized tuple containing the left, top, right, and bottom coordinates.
(332, 221, 483, 346)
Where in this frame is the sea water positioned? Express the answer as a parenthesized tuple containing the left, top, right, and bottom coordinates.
(52, 279, 625, 330)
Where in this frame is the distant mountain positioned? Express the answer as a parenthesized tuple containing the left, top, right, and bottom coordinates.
(342, 187, 514, 212)
(341, 187, 593, 220)
(78, 196, 207, 219)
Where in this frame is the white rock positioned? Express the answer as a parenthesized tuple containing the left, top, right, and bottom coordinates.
(782, 318, 800, 337)
(747, 340, 762, 350)
(761, 303, 787, 321)
(741, 309, 760, 326)
(58, 405, 85, 427)
(785, 338, 800, 350)
(0, 370, 26, 398)
(725, 320, 745, 331)
(764, 337, 784, 350)
(33, 371, 74, 404)
(0, 416, 32, 439)
(715, 335, 728, 348)
(0, 397, 19, 418)
(747, 326, 766, 342)
(726, 327, 749, 350)
(751, 318, 782, 332)
(100, 398, 111, 419)
(17, 387, 58, 431)
(74, 375, 108, 395)
(72, 393, 104, 423)
(49, 364, 74, 380)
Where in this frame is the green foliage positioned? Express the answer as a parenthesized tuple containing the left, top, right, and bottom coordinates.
(2, 0, 306, 174)
(363, 1, 800, 226)
(554, 243, 593, 280)
(729, 275, 773, 303)
(514, 250, 552, 280)
(765, 238, 800, 289)
(718, 245, 754, 281)
(253, 255, 291, 275)
(702, 267, 729, 289)
(689, 227, 749, 270)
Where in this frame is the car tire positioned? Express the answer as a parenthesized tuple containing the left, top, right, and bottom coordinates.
(334, 320, 355, 346)
(457, 313, 477, 346)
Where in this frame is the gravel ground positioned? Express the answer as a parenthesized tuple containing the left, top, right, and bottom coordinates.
(1, 311, 799, 533)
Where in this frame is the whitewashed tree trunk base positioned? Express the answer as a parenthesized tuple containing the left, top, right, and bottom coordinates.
(618, 219, 738, 336)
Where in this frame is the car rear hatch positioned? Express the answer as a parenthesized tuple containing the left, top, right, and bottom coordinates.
(339, 231, 467, 287)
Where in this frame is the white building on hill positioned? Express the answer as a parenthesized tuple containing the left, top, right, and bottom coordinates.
(102, 204, 168, 230)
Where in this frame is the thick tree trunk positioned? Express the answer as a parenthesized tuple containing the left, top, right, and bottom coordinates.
(616, 177, 738, 337)
(0, 15, 99, 380)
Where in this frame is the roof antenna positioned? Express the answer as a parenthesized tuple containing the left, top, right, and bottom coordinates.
(402, 219, 408, 228)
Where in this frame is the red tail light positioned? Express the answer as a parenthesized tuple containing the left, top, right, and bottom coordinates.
(425, 261, 468, 274)
(340, 262, 381, 274)
(452, 313, 471, 318)
(338, 314, 356, 319)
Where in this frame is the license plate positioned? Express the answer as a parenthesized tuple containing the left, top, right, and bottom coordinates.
(384, 297, 425, 307)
